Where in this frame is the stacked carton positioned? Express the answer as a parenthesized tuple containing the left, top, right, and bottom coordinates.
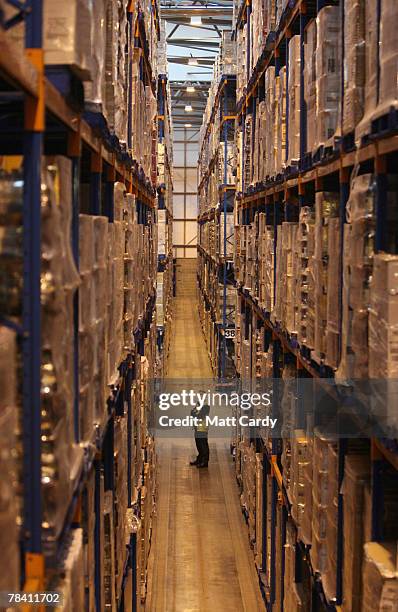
(310, 432, 338, 586)
(342, 0, 366, 135)
(341, 455, 370, 612)
(304, 20, 317, 154)
(0, 327, 19, 594)
(295, 207, 316, 349)
(287, 36, 301, 166)
(337, 174, 375, 380)
(369, 254, 398, 435)
(313, 192, 339, 364)
(362, 543, 398, 611)
(315, 7, 341, 149)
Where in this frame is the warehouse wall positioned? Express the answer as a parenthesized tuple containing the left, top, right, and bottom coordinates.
(173, 126, 199, 258)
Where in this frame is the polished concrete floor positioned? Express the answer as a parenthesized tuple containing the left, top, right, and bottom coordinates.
(146, 259, 264, 611)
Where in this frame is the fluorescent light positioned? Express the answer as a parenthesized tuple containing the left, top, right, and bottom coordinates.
(184, 123, 192, 128)
(185, 104, 193, 112)
(188, 57, 198, 66)
(186, 86, 196, 93)
(190, 16, 202, 25)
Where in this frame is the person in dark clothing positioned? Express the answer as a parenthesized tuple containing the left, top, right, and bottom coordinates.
(189, 404, 210, 468)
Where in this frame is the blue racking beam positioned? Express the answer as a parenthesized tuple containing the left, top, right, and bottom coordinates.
(22, 0, 43, 557)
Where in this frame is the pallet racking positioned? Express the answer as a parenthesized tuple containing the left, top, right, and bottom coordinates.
(232, 0, 398, 610)
(156, 66, 174, 377)
(197, 33, 237, 379)
(0, 1, 165, 609)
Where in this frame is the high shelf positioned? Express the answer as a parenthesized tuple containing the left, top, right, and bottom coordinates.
(232, 0, 398, 610)
(156, 23, 174, 377)
(0, 1, 164, 609)
(197, 32, 237, 379)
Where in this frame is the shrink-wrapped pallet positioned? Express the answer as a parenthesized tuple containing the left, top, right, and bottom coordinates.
(41, 161, 82, 536)
(315, 6, 341, 149)
(378, 0, 398, 115)
(114, 416, 128, 599)
(343, 0, 366, 135)
(55, 529, 85, 611)
(287, 36, 301, 165)
(369, 254, 398, 435)
(276, 68, 287, 173)
(290, 431, 310, 530)
(84, 0, 107, 112)
(355, 0, 378, 140)
(310, 432, 338, 578)
(296, 207, 315, 348)
(0, 329, 19, 593)
(326, 217, 341, 368)
(341, 455, 370, 612)
(369, 253, 398, 377)
(299, 432, 313, 545)
(362, 543, 398, 611)
(304, 20, 317, 153)
(337, 174, 375, 380)
(313, 192, 339, 363)
(43, 0, 92, 79)
(103, 491, 116, 610)
(265, 67, 276, 177)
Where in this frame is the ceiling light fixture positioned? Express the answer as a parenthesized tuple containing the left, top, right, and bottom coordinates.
(185, 104, 193, 112)
(188, 55, 198, 66)
(186, 86, 196, 93)
(190, 15, 202, 25)
(184, 123, 192, 128)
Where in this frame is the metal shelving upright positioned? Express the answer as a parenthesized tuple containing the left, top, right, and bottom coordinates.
(0, 1, 161, 608)
(232, 0, 398, 610)
(197, 73, 237, 379)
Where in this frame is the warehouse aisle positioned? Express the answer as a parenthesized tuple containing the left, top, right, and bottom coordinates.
(146, 260, 264, 611)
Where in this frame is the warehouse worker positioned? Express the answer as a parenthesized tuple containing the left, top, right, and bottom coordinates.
(190, 404, 210, 468)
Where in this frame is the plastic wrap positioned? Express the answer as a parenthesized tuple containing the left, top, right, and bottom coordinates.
(315, 6, 341, 149)
(273, 222, 298, 331)
(337, 173, 375, 380)
(355, 0, 378, 140)
(369, 253, 398, 379)
(304, 20, 317, 153)
(310, 431, 338, 577)
(82, 471, 96, 612)
(265, 67, 276, 177)
(79, 214, 95, 274)
(0, 169, 23, 316)
(84, 0, 107, 111)
(114, 0, 128, 145)
(290, 431, 310, 530)
(341, 455, 370, 612)
(313, 192, 339, 363)
(114, 416, 128, 599)
(0, 327, 19, 593)
(343, 0, 366, 135)
(276, 68, 287, 173)
(43, 0, 92, 79)
(287, 36, 301, 165)
(378, 0, 398, 115)
(104, 491, 117, 610)
(326, 217, 341, 368)
(41, 161, 82, 538)
(54, 528, 85, 611)
(362, 543, 398, 611)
